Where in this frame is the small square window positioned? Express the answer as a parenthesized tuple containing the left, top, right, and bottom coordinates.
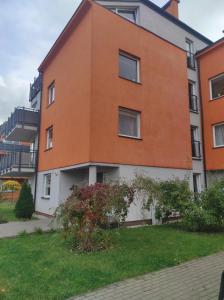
(213, 123, 224, 147)
(119, 108, 140, 138)
(43, 174, 51, 198)
(46, 126, 53, 149)
(119, 52, 140, 83)
(210, 74, 224, 100)
(48, 82, 55, 105)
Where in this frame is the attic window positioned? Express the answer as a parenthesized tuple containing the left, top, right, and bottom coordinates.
(108, 7, 137, 23)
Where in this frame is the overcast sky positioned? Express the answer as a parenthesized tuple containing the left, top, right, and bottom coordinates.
(0, 0, 224, 123)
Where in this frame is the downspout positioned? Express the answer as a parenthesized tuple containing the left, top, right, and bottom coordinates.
(33, 72, 43, 209)
(197, 60, 208, 188)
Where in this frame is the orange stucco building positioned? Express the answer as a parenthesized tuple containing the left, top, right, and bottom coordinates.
(197, 38, 224, 183)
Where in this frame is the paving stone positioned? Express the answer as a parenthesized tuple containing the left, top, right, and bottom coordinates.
(71, 252, 224, 300)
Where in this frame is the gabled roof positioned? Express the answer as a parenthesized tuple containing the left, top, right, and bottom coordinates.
(99, 0, 212, 45)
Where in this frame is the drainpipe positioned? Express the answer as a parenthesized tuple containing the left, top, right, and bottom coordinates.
(197, 60, 208, 188)
(33, 73, 43, 209)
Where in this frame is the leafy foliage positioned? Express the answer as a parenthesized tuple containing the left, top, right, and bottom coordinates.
(2, 180, 21, 192)
(14, 182, 34, 219)
(55, 183, 134, 252)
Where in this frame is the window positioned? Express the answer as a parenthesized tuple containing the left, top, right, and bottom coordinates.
(186, 39, 195, 69)
(191, 126, 201, 158)
(97, 172, 104, 183)
(109, 7, 137, 23)
(119, 52, 140, 83)
(213, 123, 224, 147)
(43, 174, 51, 198)
(119, 108, 140, 138)
(188, 81, 198, 113)
(46, 126, 53, 149)
(193, 173, 201, 193)
(210, 74, 224, 100)
(48, 82, 55, 105)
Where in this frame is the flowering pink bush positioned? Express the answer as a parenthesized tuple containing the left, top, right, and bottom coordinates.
(55, 183, 134, 252)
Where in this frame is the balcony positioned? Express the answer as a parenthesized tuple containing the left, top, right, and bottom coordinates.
(192, 140, 201, 159)
(0, 107, 39, 142)
(29, 74, 42, 102)
(187, 52, 196, 69)
(189, 94, 198, 113)
(0, 142, 30, 156)
(0, 151, 37, 177)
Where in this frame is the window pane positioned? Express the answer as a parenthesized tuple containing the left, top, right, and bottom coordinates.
(211, 75, 224, 99)
(119, 109, 139, 137)
(118, 10, 136, 22)
(119, 54, 138, 82)
(215, 124, 224, 146)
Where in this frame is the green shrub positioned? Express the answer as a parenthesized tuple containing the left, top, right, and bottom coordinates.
(183, 204, 221, 232)
(0, 214, 8, 224)
(14, 182, 34, 219)
(55, 183, 134, 252)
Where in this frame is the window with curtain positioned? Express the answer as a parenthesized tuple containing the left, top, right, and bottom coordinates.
(48, 82, 55, 105)
(46, 126, 53, 149)
(210, 74, 224, 99)
(119, 52, 139, 82)
(119, 108, 140, 138)
(214, 124, 224, 147)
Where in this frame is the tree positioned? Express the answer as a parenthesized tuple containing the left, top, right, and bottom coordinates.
(2, 180, 21, 201)
(14, 182, 34, 219)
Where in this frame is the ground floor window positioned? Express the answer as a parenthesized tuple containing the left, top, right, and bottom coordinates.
(43, 174, 51, 198)
(193, 173, 201, 193)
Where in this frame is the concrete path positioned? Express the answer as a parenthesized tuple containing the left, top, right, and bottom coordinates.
(72, 252, 224, 300)
(0, 216, 54, 238)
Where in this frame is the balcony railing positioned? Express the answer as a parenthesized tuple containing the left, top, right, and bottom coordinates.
(0, 107, 39, 142)
(0, 150, 37, 177)
(0, 142, 30, 153)
(192, 140, 201, 158)
(189, 94, 198, 113)
(187, 52, 196, 69)
(29, 74, 42, 102)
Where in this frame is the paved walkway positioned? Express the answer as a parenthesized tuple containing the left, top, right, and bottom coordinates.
(0, 216, 54, 238)
(72, 252, 224, 300)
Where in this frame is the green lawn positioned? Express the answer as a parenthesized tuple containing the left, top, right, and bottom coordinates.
(0, 226, 224, 300)
(0, 201, 17, 222)
(0, 201, 37, 223)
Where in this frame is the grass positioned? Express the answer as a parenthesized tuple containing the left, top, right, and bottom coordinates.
(0, 226, 224, 299)
(0, 201, 17, 222)
(0, 201, 37, 222)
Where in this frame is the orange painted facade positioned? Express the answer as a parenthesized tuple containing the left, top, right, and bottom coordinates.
(38, 0, 192, 172)
(198, 40, 224, 171)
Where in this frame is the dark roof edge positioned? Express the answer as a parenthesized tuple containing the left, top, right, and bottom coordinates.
(196, 37, 224, 57)
(98, 0, 213, 45)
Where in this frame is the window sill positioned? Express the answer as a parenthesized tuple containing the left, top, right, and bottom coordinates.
(41, 196, 50, 200)
(192, 157, 202, 161)
(187, 66, 196, 71)
(213, 145, 224, 149)
(45, 147, 53, 152)
(190, 109, 199, 114)
(119, 76, 142, 85)
(46, 101, 55, 109)
(209, 95, 224, 102)
(118, 134, 142, 141)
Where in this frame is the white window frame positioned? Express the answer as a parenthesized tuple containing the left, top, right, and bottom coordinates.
(118, 108, 141, 139)
(108, 6, 138, 23)
(209, 73, 224, 100)
(43, 174, 51, 198)
(48, 82, 55, 105)
(119, 51, 140, 83)
(193, 173, 202, 193)
(213, 123, 224, 148)
(185, 38, 194, 54)
(46, 126, 53, 150)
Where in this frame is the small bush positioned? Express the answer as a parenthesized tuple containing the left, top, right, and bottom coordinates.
(55, 183, 134, 252)
(0, 215, 8, 224)
(14, 182, 34, 219)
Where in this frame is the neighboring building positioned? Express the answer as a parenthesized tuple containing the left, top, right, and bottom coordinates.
(197, 38, 224, 184)
(0, 0, 222, 223)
